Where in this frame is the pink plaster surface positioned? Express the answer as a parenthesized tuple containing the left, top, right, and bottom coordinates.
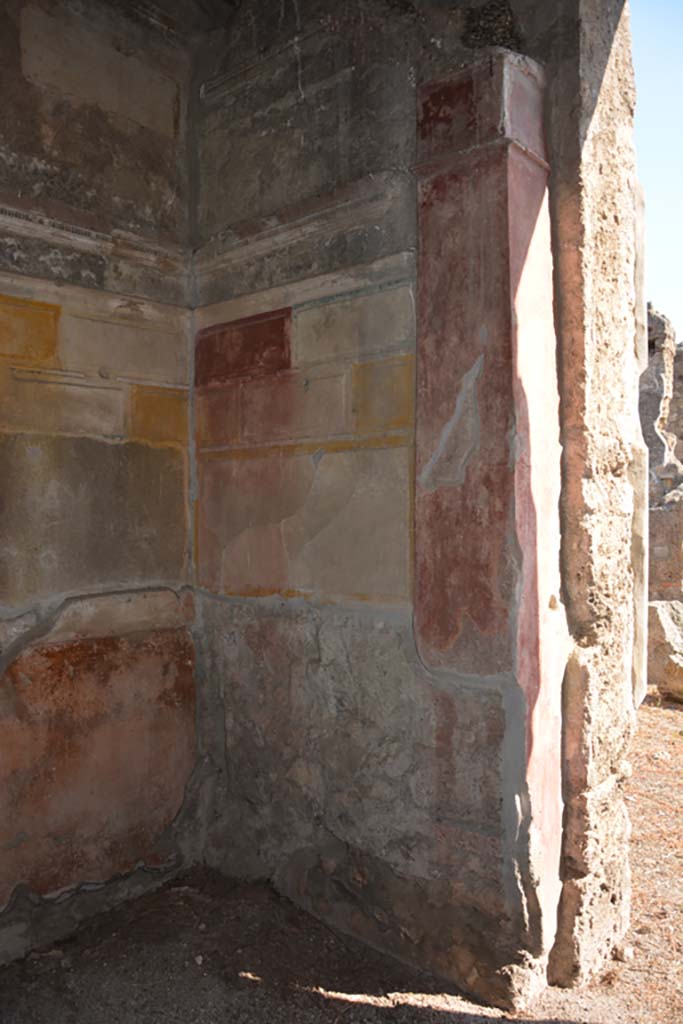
(195, 368, 347, 450)
(197, 453, 302, 594)
(415, 143, 515, 675)
(196, 380, 241, 448)
(508, 143, 567, 935)
(240, 370, 348, 444)
(415, 52, 566, 948)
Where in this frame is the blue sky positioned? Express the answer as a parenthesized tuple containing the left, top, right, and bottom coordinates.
(632, 0, 683, 339)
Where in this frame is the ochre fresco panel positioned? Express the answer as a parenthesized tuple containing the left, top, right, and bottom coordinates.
(0, 628, 196, 907)
(0, 293, 60, 367)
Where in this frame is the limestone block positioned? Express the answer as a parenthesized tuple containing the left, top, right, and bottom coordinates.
(195, 309, 291, 388)
(630, 187, 649, 708)
(560, 648, 634, 814)
(634, 184, 648, 375)
(197, 445, 410, 601)
(548, 5, 639, 986)
(241, 370, 348, 443)
(671, 344, 683, 463)
(352, 355, 414, 434)
(649, 486, 683, 601)
(59, 315, 189, 386)
(648, 601, 683, 701)
(0, 435, 187, 606)
(0, 367, 125, 439)
(630, 424, 649, 708)
(0, 628, 195, 908)
(639, 306, 682, 498)
(21, 5, 179, 138)
(293, 286, 415, 366)
(130, 386, 188, 447)
(0, 293, 59, 367)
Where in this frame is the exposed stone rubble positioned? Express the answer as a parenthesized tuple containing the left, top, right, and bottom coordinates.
(648, 484, 683, 702)
(640, 306, 683, 500)
(640, 308, 683, 702)
(648, 601, 683, 701)
(630, 181, 649, 709)
(665, 326, 683, 464)
(649, 484, 683, 602)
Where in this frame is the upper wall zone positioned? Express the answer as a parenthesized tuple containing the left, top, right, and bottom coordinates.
(192, 4, 425, 305)
(0, 1, 190, 303)
(191, 0, 572, 307)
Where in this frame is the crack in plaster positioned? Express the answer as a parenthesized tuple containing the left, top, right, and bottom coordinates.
(418, 353, 484, 491)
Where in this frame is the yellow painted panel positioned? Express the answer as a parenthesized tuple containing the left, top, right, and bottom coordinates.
(352, 354, 415, 434)
(0, 294, 60, 366)
(0, 366, 124, 437)
(130, 386, 188, 446)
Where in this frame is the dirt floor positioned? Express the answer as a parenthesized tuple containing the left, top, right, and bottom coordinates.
(0, 695, 681, 1024)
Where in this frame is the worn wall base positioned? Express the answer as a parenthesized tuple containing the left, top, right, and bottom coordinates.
(0, 587, 209, 966)
(277, 837, 548, 1010)
(199, 590, 554, 1010)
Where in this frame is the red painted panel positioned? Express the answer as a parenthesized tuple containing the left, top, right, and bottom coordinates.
(418, 56, 546, 167)
(195, 308, 291, 388)
(0, 628, 196, 905)
(415, 54, 565, 938)
(418, 76, 477, 158)
(415, 145, 516, 674)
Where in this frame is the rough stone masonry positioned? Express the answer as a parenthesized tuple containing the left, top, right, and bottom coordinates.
(640, 306, 683, 702)
(0, 0, 641, 1012)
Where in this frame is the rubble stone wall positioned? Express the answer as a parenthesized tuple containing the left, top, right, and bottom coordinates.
(640, 307, 683, 702)
(669, 347, 683, 462)
(641, 307, 681, 498)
